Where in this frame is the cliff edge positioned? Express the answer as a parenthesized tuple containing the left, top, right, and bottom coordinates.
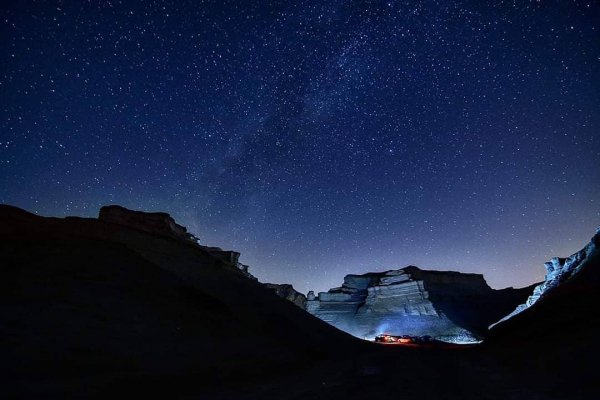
(306, 266, 532, 343)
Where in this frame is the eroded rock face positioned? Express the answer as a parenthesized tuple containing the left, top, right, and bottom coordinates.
(264, 283, 307, 309)
(491, 227, 600, 329)
(307, 266, 530, 343)
(99, 205, 195, 243)
(198, 246, 241, 265)
(98, 205, 256, 279)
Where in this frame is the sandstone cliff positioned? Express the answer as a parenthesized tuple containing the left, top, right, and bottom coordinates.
(307, 266, 532, 343)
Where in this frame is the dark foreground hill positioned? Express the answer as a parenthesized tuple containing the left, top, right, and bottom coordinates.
(0, 205, 363, 398)
(1, 205, 598, 399)
(481, 227, 600, 399)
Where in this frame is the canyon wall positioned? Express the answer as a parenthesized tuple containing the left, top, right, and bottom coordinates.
(307, 266, 531, 343)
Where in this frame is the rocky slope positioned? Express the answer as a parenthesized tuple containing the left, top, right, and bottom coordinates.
(1, 204, 598, 399)
(307, 266, 532, 342)
(479, 228, 600, 399)
(488, 227, 600, 338)
(0, 205, 361, 398)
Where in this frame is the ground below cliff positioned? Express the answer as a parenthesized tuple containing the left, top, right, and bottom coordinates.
(1, 205, 598, 399)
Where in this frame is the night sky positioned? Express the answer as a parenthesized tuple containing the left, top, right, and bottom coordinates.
(1, 1, 598, 295)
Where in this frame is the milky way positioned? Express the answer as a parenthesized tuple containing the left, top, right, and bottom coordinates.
(1, 1, 598, 294)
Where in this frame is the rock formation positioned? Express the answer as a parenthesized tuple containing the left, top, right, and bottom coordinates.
(0, 204, 360, 399)
(482, 227, 600, 400)
(307, 266, 532, 343)
(98, 204, 255, 279)
(490, 227, 600, 329)
(3, 203, 598, 399)
(99, 205, 197, 243)
(263, 283, 307, 309)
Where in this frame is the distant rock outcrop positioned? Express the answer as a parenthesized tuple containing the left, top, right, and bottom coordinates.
(307, 266, 532, 343)
(490, 227, 600, 329)
(264, 283, 307, 309)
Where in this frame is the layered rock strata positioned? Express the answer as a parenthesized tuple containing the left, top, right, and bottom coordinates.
(307, 266, 531, 343)
(491, 227, 600, 329)
(98, 204, 255, 279)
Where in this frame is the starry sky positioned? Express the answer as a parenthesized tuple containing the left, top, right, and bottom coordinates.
(1, 1, 599, 295)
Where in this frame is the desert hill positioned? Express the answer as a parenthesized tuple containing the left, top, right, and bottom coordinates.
(0, 204, 361, 397)
(1, 204, 598, 399)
